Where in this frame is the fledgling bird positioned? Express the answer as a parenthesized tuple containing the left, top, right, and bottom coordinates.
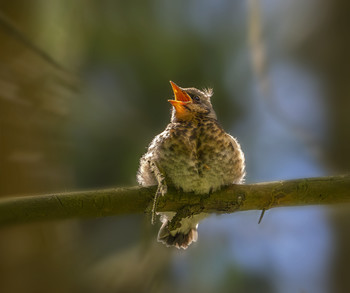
(137, 81, 245, 249)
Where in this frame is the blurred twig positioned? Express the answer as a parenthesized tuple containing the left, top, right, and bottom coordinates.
(247, 0, 323, 150)
(0, 11, 71, 73)
(0, 175, 349, 227)
(247, 0, 268, 93)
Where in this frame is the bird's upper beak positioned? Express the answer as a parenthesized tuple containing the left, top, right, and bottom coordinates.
(168, 81, 192, 111)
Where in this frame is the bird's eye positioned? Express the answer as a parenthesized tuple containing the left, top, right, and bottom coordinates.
(193, 96, 200, 102)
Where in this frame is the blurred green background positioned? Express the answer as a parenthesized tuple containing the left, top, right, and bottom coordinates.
(0, 0, 350, 292)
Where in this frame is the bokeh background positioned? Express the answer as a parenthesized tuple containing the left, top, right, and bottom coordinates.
(0, 0, 349, 292)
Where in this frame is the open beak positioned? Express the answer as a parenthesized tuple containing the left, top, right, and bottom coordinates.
(168, 81, 192, 110)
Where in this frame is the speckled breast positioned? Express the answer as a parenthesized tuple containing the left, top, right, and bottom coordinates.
(155, 118, 245, 194)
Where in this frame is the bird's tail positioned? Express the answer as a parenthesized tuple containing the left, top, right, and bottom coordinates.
(157, 213, 200, 249)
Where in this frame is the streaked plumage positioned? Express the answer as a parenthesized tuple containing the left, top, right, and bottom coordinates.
(138, 82, 245, 249)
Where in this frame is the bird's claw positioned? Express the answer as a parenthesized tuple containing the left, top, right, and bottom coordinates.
(157, 183, 167, 196)
(151, 182, 168, 225)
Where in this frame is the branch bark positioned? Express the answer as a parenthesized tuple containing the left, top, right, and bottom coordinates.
(0, 175, 349, 227)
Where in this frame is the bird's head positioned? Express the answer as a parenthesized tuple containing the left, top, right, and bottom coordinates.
(168, 81, 217, 122)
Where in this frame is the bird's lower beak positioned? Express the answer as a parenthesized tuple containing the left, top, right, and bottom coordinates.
(168, 81, 192, 108)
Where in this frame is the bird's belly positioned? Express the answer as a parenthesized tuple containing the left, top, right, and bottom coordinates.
(161, 157, 236, 194)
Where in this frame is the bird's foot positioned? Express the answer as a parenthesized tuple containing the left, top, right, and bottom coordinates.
(149, 160, 168, 224)
(151, 182, 168, 225)
(157, 182, 167, 196)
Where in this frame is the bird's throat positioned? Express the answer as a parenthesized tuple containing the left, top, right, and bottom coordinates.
(172, 105, 194, 122)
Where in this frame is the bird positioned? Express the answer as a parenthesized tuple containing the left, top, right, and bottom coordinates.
(137, 81, 245, 249)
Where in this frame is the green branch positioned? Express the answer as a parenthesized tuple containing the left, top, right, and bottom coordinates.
(0, 175, 349, 227)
